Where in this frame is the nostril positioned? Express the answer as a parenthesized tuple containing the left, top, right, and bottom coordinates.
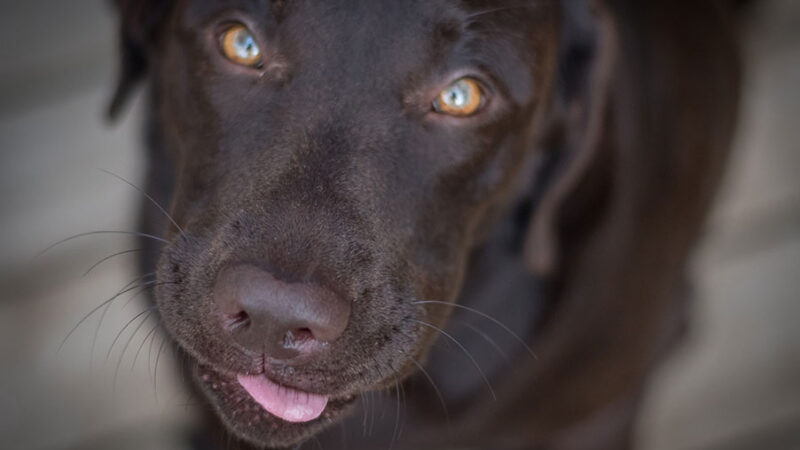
(296, 327, 314, 339)
(283, 328, 317, 350)
(223, 311, 251, 331)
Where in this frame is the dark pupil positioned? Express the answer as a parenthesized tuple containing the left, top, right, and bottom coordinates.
(446, 84, 467, 107)
(236, 33, 255, 56)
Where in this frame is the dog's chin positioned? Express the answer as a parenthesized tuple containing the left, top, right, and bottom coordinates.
(192, 363, 358, 448)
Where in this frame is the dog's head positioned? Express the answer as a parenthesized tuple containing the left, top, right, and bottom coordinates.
(110, 0, 740, 447)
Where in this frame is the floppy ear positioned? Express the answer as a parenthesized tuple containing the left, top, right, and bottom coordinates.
(523, 0, 613, 277)
(107, 0, 173, 120)
(477, 0, 740, 444)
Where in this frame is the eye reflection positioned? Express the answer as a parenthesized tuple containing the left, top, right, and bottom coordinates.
(220, 24, 262, 67)
(434, 78, 483, 117)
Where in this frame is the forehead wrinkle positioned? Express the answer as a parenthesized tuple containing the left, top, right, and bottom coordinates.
(455, 0, 551, 33)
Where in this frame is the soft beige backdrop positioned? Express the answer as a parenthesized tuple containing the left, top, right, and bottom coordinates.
(1, 1, 798, 449)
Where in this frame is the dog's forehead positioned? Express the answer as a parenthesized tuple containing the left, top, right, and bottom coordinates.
(179, 0, 456, 29)
(279, 0, 452, 70)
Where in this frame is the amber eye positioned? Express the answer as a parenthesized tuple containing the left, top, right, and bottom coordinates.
(220, 24, 262, 67)
(433, 78, 484, 117)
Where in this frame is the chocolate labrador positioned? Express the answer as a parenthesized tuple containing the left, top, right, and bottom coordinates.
(108, 0, 741, 448)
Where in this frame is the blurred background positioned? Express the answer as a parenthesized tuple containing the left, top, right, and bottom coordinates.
(0, 1, 798, 449)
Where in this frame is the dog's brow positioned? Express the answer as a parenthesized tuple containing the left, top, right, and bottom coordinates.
(180, 0, 274, 28)
(269, 0, 287, 18)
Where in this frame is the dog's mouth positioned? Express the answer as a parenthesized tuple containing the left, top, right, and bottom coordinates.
(155, 252, 428, 446)
(236, 373, 329, 423)
(194, 362, 359, 446)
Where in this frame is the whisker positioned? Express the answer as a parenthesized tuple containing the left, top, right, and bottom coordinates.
(37, 230, 169, 260)
(406, 356, 449, 424)
(106, 306, 158, 362)
(153, 335, 169, 402)
(412, 300, 537, 359)
(120, 281, 174, 310)
(380, 389, 390, 421)
(100, 169, 187, 239)
(369, 390, 377, 436)
(390, 370, 401, 449)
(452, 318, 511, 363)
(412, 319, 496, 401)
(147, 326, 161, 380)
(369, 358, 386, 438)
(90, 273, 154, 366)
(119, 285, 153, 310)
(358, 373, 372, 438)
(465, 4, 538, 21)
(90, 301, 114, 369)
(82, 248, 143, 277)
(120, 272, 156, 292)
(113, 308, 156, 395)
(360, 391, 369, 438)
(371, 356, 385, 381)
(132, 321, 160, 371)
(57, 281, 157, 355)
(398, 371, 407, 440)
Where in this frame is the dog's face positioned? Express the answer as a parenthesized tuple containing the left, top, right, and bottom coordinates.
(133, 0, 557, 447)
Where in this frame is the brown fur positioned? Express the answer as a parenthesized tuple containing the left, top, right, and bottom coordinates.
(110, 0, 741, 448)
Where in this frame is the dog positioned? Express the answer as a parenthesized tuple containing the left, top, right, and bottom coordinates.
(108, 0, 741, 448)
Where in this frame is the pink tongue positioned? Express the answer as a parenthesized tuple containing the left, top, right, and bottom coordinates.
(237, 374, 328, 423)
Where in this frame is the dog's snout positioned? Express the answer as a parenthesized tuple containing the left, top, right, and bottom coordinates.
(213, 264, 350, 360)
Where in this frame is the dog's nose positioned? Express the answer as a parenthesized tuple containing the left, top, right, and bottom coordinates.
(213, 264, 350, 360)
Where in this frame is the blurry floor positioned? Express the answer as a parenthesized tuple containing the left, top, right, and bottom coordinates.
(0, 1, 798, 449)
(635, 2, 800, 448)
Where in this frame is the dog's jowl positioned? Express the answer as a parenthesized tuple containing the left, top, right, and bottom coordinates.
(109, 0, 741, 448)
